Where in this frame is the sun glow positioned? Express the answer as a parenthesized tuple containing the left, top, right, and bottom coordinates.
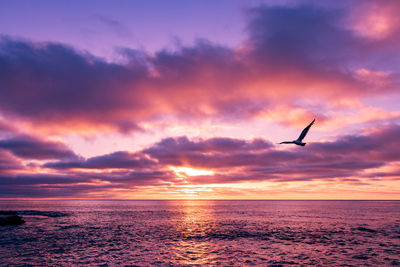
(169, 166, 214, 177)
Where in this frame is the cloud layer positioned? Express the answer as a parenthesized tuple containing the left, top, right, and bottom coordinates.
(0, 124, 398, 198)
(0, 1, 399, 134)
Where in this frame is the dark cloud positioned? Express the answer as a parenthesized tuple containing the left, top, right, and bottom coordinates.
(44, 151, 157, 169)
(142, 125, 399, 183)
(143, 136, 274, 167)
(100, 170, 175, 185)
(1, 124, 400, 198)
(0, 37, 148, 132)
(44, 125, 400, 186)
(0, 173, 87, 186)
(0, 170, 175, 198)
(0, 2, 399, 133)
(0, 135, 77, 160)
(145, 136, 271, 154)
(309, 124, 400, 161)
(246, 5, 353, 69)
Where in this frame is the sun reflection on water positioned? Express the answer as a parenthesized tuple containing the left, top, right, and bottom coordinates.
(169, 200, 221, 265)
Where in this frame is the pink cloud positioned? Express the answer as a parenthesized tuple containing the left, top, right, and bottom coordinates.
(0, 123, 398, 198)
(0, 2, 399, 135)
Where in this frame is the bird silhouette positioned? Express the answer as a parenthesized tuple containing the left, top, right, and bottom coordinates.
(279, 119, 315, 146)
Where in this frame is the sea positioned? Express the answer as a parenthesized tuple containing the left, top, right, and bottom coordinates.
(0, 200, 399, 266)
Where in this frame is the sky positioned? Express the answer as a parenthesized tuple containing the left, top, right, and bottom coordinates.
(0, 0, 399, 200)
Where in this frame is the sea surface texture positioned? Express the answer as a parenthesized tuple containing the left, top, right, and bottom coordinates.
(0, 200, 399, 266)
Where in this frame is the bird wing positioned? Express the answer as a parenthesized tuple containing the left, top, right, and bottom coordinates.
(279, 141, 294, 144)
(297, 119, 315, 141)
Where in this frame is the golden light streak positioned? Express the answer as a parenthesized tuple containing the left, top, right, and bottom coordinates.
(169, 166, 214, 177)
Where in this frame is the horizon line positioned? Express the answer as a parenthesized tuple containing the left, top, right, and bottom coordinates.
(0, 198, 399, 201)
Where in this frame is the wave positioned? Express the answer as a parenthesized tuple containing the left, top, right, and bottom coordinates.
(16, 210, 69, 217)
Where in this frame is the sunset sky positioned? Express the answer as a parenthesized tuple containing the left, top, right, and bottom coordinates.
(0, 0, 399, 199)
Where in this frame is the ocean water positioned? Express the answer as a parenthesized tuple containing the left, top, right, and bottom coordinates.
(0, 200, 399, 266)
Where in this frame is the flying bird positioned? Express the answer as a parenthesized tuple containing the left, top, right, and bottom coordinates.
(279, 119, 315, 146)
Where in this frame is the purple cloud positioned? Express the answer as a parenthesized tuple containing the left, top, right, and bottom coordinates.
(44, 151, 157, 169)
(1, 124, 400, 198)
(0, 2, 399, 134)
(0, 135, 77, 160)
(0, 149, 23, 173)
